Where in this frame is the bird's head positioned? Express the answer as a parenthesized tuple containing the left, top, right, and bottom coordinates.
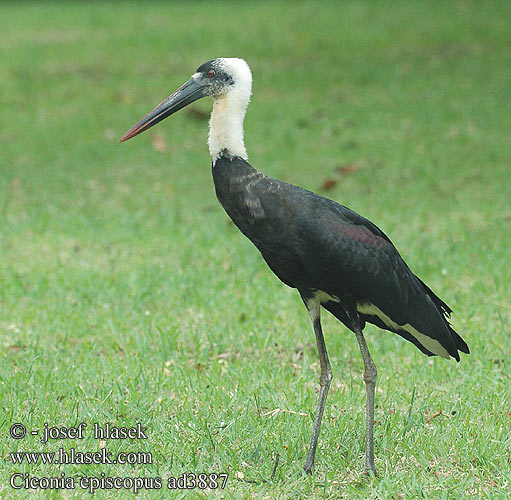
(120, 57, 252, 143)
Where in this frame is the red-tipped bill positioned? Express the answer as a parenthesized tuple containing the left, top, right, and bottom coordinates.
(120, 77, 207, 143)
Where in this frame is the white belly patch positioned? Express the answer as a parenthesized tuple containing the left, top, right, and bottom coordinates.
(312, 290, 340, 303)
(357, 302, 450, 359)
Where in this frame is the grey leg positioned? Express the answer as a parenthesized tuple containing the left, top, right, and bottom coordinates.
(302, 296, 333, 474)
(354, 327, 377, 474)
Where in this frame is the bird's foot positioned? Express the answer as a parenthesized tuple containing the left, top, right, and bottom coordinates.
(362, 465, 377, 477)
(303, 459, 314, 475)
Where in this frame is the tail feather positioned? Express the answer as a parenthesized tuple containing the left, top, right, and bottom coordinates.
(415, 274, 470, 358)
(415, 275, 452, 316)
(449, 324, 470, 354)
(322, 277, 470, 361)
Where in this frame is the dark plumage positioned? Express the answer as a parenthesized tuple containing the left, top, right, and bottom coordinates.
(213, 153, 468, 361)
(120, 57, 469, 474)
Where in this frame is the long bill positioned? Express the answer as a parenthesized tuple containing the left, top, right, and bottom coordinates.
(120, 77, 207, 143)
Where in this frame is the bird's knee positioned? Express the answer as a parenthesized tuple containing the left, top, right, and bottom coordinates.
(363, 364, 377, 385)
(319, 368, 333, 387)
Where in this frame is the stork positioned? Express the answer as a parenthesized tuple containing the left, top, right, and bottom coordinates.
(120, 58, 469, 474)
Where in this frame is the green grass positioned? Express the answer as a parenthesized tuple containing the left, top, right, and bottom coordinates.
(1, 0, 510, 498)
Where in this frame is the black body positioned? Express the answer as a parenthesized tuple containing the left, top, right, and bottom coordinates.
(213, 151, 469, 361)
(120, 57, 469, 473)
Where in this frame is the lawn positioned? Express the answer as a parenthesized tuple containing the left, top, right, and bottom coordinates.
(1, 1, 510, 498)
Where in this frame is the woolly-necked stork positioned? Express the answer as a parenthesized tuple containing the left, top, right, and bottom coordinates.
(120, 58, 469, 474)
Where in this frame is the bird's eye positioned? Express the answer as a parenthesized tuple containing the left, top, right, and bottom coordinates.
(206, 70, 216, 78)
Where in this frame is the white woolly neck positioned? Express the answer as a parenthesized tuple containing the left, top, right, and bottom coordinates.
(208, 58, 252, 162)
